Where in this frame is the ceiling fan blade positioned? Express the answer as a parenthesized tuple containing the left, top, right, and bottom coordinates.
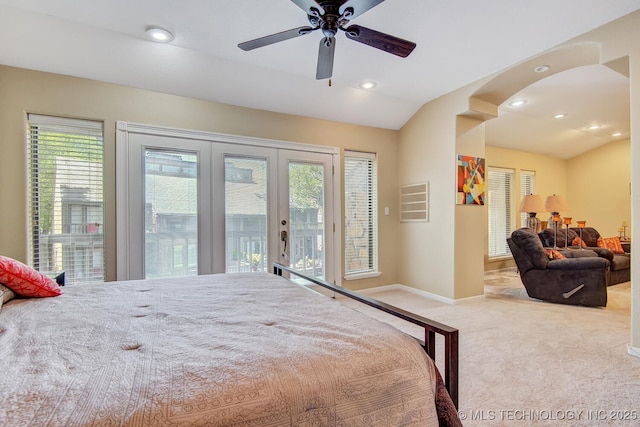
(238, 26, 314, 51)
(316, 37, 336, 80)
(344, 24, 416, 58)
(340, 0, 385, 20)
(290, 0, 322, 15)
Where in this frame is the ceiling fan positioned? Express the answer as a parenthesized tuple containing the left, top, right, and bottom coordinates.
(238, 0, 416, 80)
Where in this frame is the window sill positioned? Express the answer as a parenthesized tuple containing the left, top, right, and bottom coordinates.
(488, 255, 512, 261)
(344, 271, 382, 281)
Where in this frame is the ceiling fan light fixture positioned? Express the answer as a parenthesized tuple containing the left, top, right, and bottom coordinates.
(146, 26, 174, 43)
(508, 99, 527, 107)
(359, 81, 377, 90)
(237, 1, 416, 80)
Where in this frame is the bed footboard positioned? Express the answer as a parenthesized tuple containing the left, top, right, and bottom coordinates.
(273, 263, 459, 409)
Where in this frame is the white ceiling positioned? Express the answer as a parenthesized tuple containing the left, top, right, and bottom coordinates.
(486, 63, 631, 159)
(0, 0, 638, 158)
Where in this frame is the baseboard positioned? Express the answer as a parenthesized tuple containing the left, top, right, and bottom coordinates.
(454, 294, 487, 304)
(628, 345, 640, 358)
(357, 283, 485, 305)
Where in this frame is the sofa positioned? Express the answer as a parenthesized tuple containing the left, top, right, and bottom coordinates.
(507, 227, 609, 307)
(538, 226, 630, 286)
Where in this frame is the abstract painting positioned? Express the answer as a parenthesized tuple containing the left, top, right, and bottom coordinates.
(457, 155, 485, 205)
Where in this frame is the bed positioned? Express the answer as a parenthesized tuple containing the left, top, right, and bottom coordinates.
(0, 262, 460, 426)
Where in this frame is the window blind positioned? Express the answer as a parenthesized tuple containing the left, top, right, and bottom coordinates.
(520, 170, 536, 227)
(344, 151, 378, 275)
(27, 114, 105, 285)
(488, 167, 514, 257)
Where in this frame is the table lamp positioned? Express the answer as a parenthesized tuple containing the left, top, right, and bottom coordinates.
(519, 194, 545, 232)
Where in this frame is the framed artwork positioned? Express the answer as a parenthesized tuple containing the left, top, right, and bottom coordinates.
(457, 155, 485, 205)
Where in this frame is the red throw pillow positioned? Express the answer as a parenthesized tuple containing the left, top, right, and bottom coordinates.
(597, 237, 625, 254)
(0, 255, 61, 297)
(544, 249, 567, 260)
(572, 236, 588, 248)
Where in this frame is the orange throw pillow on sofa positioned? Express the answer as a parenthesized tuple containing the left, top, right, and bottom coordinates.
(544, 249, 566, 260)
(597, 237, 625, 254)
(571, 236, 588, 248)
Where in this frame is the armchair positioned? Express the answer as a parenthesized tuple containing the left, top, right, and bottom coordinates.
(507, 228, 609, 307)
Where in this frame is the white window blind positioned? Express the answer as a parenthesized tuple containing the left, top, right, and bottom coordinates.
(520, 170, 536, 227)
(344, 151, 378, 275)
(488, 167, 514, 257)
(27, 114, 105, 285)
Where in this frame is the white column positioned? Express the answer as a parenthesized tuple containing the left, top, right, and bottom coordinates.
(629, 48, 640, 357)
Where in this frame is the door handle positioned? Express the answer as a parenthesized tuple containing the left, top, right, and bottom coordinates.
(281, 230, 288, 254)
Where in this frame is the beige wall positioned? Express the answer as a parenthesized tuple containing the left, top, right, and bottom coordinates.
(567, 139, 631, 237)
(0, 65, 398, 290)
(396, 88, 466, 300)
(454, 116, 486, 298)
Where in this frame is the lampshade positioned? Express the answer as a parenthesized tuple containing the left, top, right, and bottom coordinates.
(545, 194, 569, 213)
(519, 194, 545, 213)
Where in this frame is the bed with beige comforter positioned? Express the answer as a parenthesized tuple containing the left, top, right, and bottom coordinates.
(1, 272, 454, 426)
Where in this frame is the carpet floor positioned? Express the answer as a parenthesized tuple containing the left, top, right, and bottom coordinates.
(337, 269, 639, 426)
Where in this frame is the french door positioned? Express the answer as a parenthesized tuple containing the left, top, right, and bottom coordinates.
(278, 150, 333, 279)
(116, 122, 338, 283)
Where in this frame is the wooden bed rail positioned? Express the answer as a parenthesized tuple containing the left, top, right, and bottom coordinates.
(273, 263, 459, 409)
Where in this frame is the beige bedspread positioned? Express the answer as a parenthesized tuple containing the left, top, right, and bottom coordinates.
(0, 272, 439, 426)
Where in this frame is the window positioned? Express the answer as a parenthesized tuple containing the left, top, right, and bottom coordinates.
(520, 170, 536, 227)
(344, 151, 378, 276)
(488, 167, 514, 257)
(27, 114, 104, 285)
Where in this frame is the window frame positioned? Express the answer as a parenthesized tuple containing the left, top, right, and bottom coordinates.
(520, 170, 536, 228)
(487, 167, 515, 258)
(27, 114, 105, 285)
(343, 150, 380, 280)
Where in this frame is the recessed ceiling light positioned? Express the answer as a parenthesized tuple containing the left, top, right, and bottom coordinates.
(508, 99, 527, 107)
(146, 26, 174, 43)
(612, 132, 623, 137)
(534, 65, 551, 73)
(359, 81, 377, 90)
(587, 124, 602, 130)
(553, 113, 566, 119)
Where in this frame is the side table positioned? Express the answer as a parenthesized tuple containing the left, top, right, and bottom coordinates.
(620, 238, 631, 253)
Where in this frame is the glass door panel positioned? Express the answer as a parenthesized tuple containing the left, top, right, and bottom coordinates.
(224, 156, 268, 272)
(144, 149, 198, 278)
(288, 161, 325, 279)
(278, 149, 334, 282)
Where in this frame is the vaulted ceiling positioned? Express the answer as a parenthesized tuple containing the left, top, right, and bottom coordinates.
(0, 0, 638, 158)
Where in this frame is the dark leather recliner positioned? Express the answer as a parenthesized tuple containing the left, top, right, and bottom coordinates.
(507, 228, 610, 307)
